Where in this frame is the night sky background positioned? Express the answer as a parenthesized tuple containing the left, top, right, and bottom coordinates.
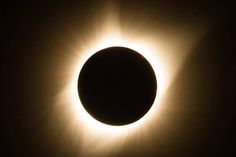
(2, 0, 236, 156)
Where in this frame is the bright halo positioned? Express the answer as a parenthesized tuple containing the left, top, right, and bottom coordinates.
(61, 33, 165, 154)
(70, 36, 163, 132)
(53, 3, 206, 155)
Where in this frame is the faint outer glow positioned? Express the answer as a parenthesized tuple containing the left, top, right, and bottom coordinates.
(53, 3, 208, 156)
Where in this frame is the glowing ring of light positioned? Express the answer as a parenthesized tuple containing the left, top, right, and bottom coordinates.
(68, 37, 163, 135)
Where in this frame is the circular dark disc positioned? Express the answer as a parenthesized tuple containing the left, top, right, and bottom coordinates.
(78, 47, 157, 126)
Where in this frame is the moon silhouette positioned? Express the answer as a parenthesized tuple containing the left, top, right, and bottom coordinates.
(78, 47, 157, 125)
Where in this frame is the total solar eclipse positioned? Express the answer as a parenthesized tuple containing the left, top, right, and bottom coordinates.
(78, 47, 157, 125)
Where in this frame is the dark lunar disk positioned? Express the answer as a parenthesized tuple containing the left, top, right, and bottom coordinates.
(78, 47, 157, 125)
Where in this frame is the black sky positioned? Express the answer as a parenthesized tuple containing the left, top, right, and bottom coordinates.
(1, 0, 236, 156)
